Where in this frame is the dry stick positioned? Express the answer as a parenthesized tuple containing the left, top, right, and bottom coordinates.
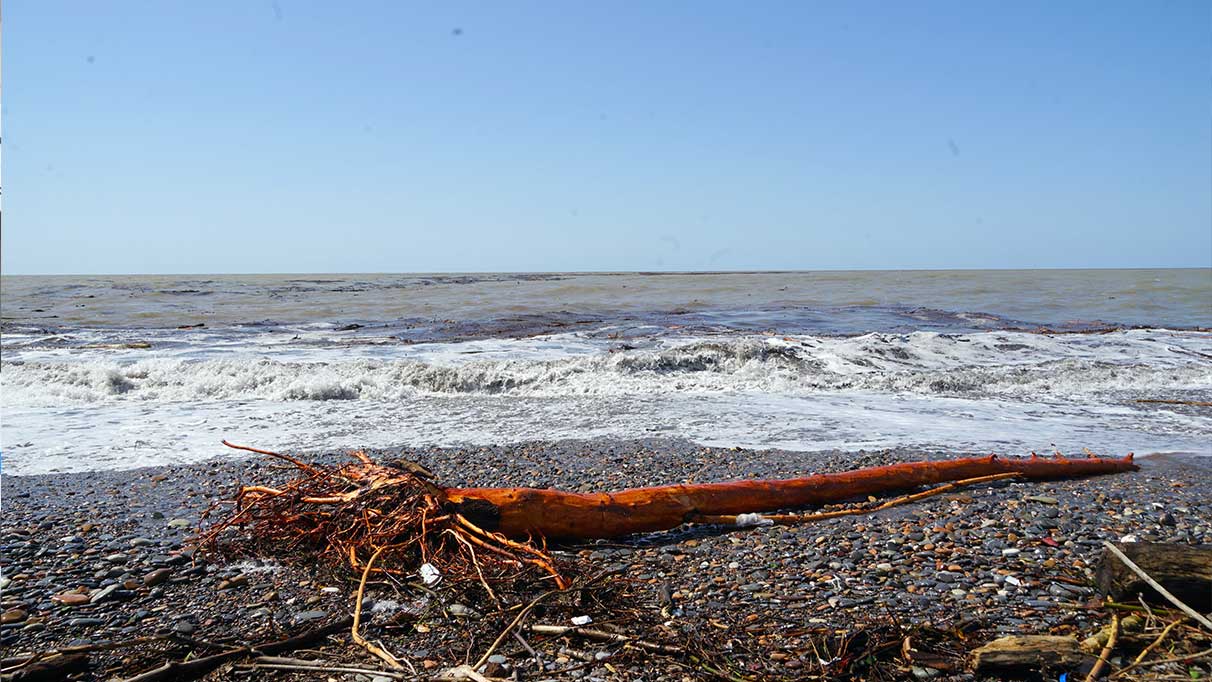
(1113, 646, 1212, 672)
(512, 630, 543, 671)
(1101, 540, 1212, 632)
(1135, 399, 1212, 407)
(352, 546, 405, 670)
(1, 631, 237, 671)
(528, 624, 684, 655)
(694, 472, 1021, 526)
(438, 664, 498, 682)
(471, 588, 562, 671)
(1111, 618, 1188, 679)
(113, 617, 352, 682)
(221, 439, 325, 476)
(450, 530, 502, 608)
(237, 662, 409, 678)
(1085, 613, 1120, 682)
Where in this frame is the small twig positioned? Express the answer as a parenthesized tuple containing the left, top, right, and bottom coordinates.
(1113, 646, 1212, 671)
(528, 624, 684, 654)
(450, 530, 502, 608)
(1085, 612, 1119, 682)
(1102, 541, 1212, 631)
(1135, 399, 1212, 407)
(112, 617, 352, 682)
(512, 630, 543, 671)
(352, 546, 405, 670)
(1112, 618, 1188, 678)
(237, 662, 409, 678)
(221, 440, 325, 476)
(472, 589, 561, 671)
(1137, 594, 1156, 626)
(437, 664, 497, 681)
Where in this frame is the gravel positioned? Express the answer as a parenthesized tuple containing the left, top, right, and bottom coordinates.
(2, 438, 1210, 680)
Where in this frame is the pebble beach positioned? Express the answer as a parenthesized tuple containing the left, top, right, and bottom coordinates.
(3, 439, 1210, 680)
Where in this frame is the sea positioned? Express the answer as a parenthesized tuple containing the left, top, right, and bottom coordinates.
(2, 269, 1210, 475)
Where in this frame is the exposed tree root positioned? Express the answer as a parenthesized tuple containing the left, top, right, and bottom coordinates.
(201, 442, 1138, 596)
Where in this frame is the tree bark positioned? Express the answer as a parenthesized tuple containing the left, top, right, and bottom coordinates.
(972, 635, 1092, 675)
(1097, 542, 1212, 609)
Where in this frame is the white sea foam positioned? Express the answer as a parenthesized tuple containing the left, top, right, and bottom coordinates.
(3, 330, 1209, 404)
(2, 329, 1209, 474)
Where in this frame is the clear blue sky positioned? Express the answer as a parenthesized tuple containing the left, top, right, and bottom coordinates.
(4, 1, 1210, 274)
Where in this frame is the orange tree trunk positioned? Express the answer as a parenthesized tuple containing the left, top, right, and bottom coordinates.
(443, 454, 1137, 540)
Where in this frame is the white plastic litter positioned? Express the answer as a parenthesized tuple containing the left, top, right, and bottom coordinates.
(419, 562, 442, 585)
(1120, 534, 1139, 543)
(735, 513, 773, 527)
(571, 615, 592, 626)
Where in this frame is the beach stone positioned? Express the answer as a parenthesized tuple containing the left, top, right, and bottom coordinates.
(294, 610, 328, 624)
(1, 609, 28, 624)
(52, 592, 91, 606)
(166, 519, 191, 529)
(90, 584, 119, 603)
(173, 620, 196, 635)
(143, 568, 172, 587)
(216, 574, 248, 590)
(69, 617, 104, 627)
(1025, 495, 1058, 505)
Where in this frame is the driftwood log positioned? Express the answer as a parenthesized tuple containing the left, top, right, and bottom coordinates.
(971, 635, 1093, 675)
(445, 453, 1139, 539)
(1097, 542, 1212, 610)
(209, 444, 1139, 591)
(0, 654, 90, 682)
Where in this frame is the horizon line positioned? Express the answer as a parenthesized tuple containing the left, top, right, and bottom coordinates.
(3, 265, 1211, 278)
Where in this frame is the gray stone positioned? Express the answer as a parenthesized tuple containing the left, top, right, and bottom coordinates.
(173, 620, 196, 635)
(90, 584, 119, 604)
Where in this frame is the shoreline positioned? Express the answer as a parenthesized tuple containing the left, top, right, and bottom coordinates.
(3, 439, 1210, 680)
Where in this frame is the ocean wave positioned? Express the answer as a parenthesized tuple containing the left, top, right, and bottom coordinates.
(3, 331, 1210, 405)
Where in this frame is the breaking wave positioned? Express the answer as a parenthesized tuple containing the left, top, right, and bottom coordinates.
(4, 330, 1210, 405)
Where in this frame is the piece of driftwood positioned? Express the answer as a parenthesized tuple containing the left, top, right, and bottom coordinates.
(972, 635, 1093, 675)
(1097, 542, 1212, 615)
(114, 616, 353, 682)
(445, 453, 1138, 539)
(208, 443, 1138, 592)
(0, 653, 90, 682)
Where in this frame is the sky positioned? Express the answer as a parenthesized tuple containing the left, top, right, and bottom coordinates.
(3, 1, 1210, 274)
